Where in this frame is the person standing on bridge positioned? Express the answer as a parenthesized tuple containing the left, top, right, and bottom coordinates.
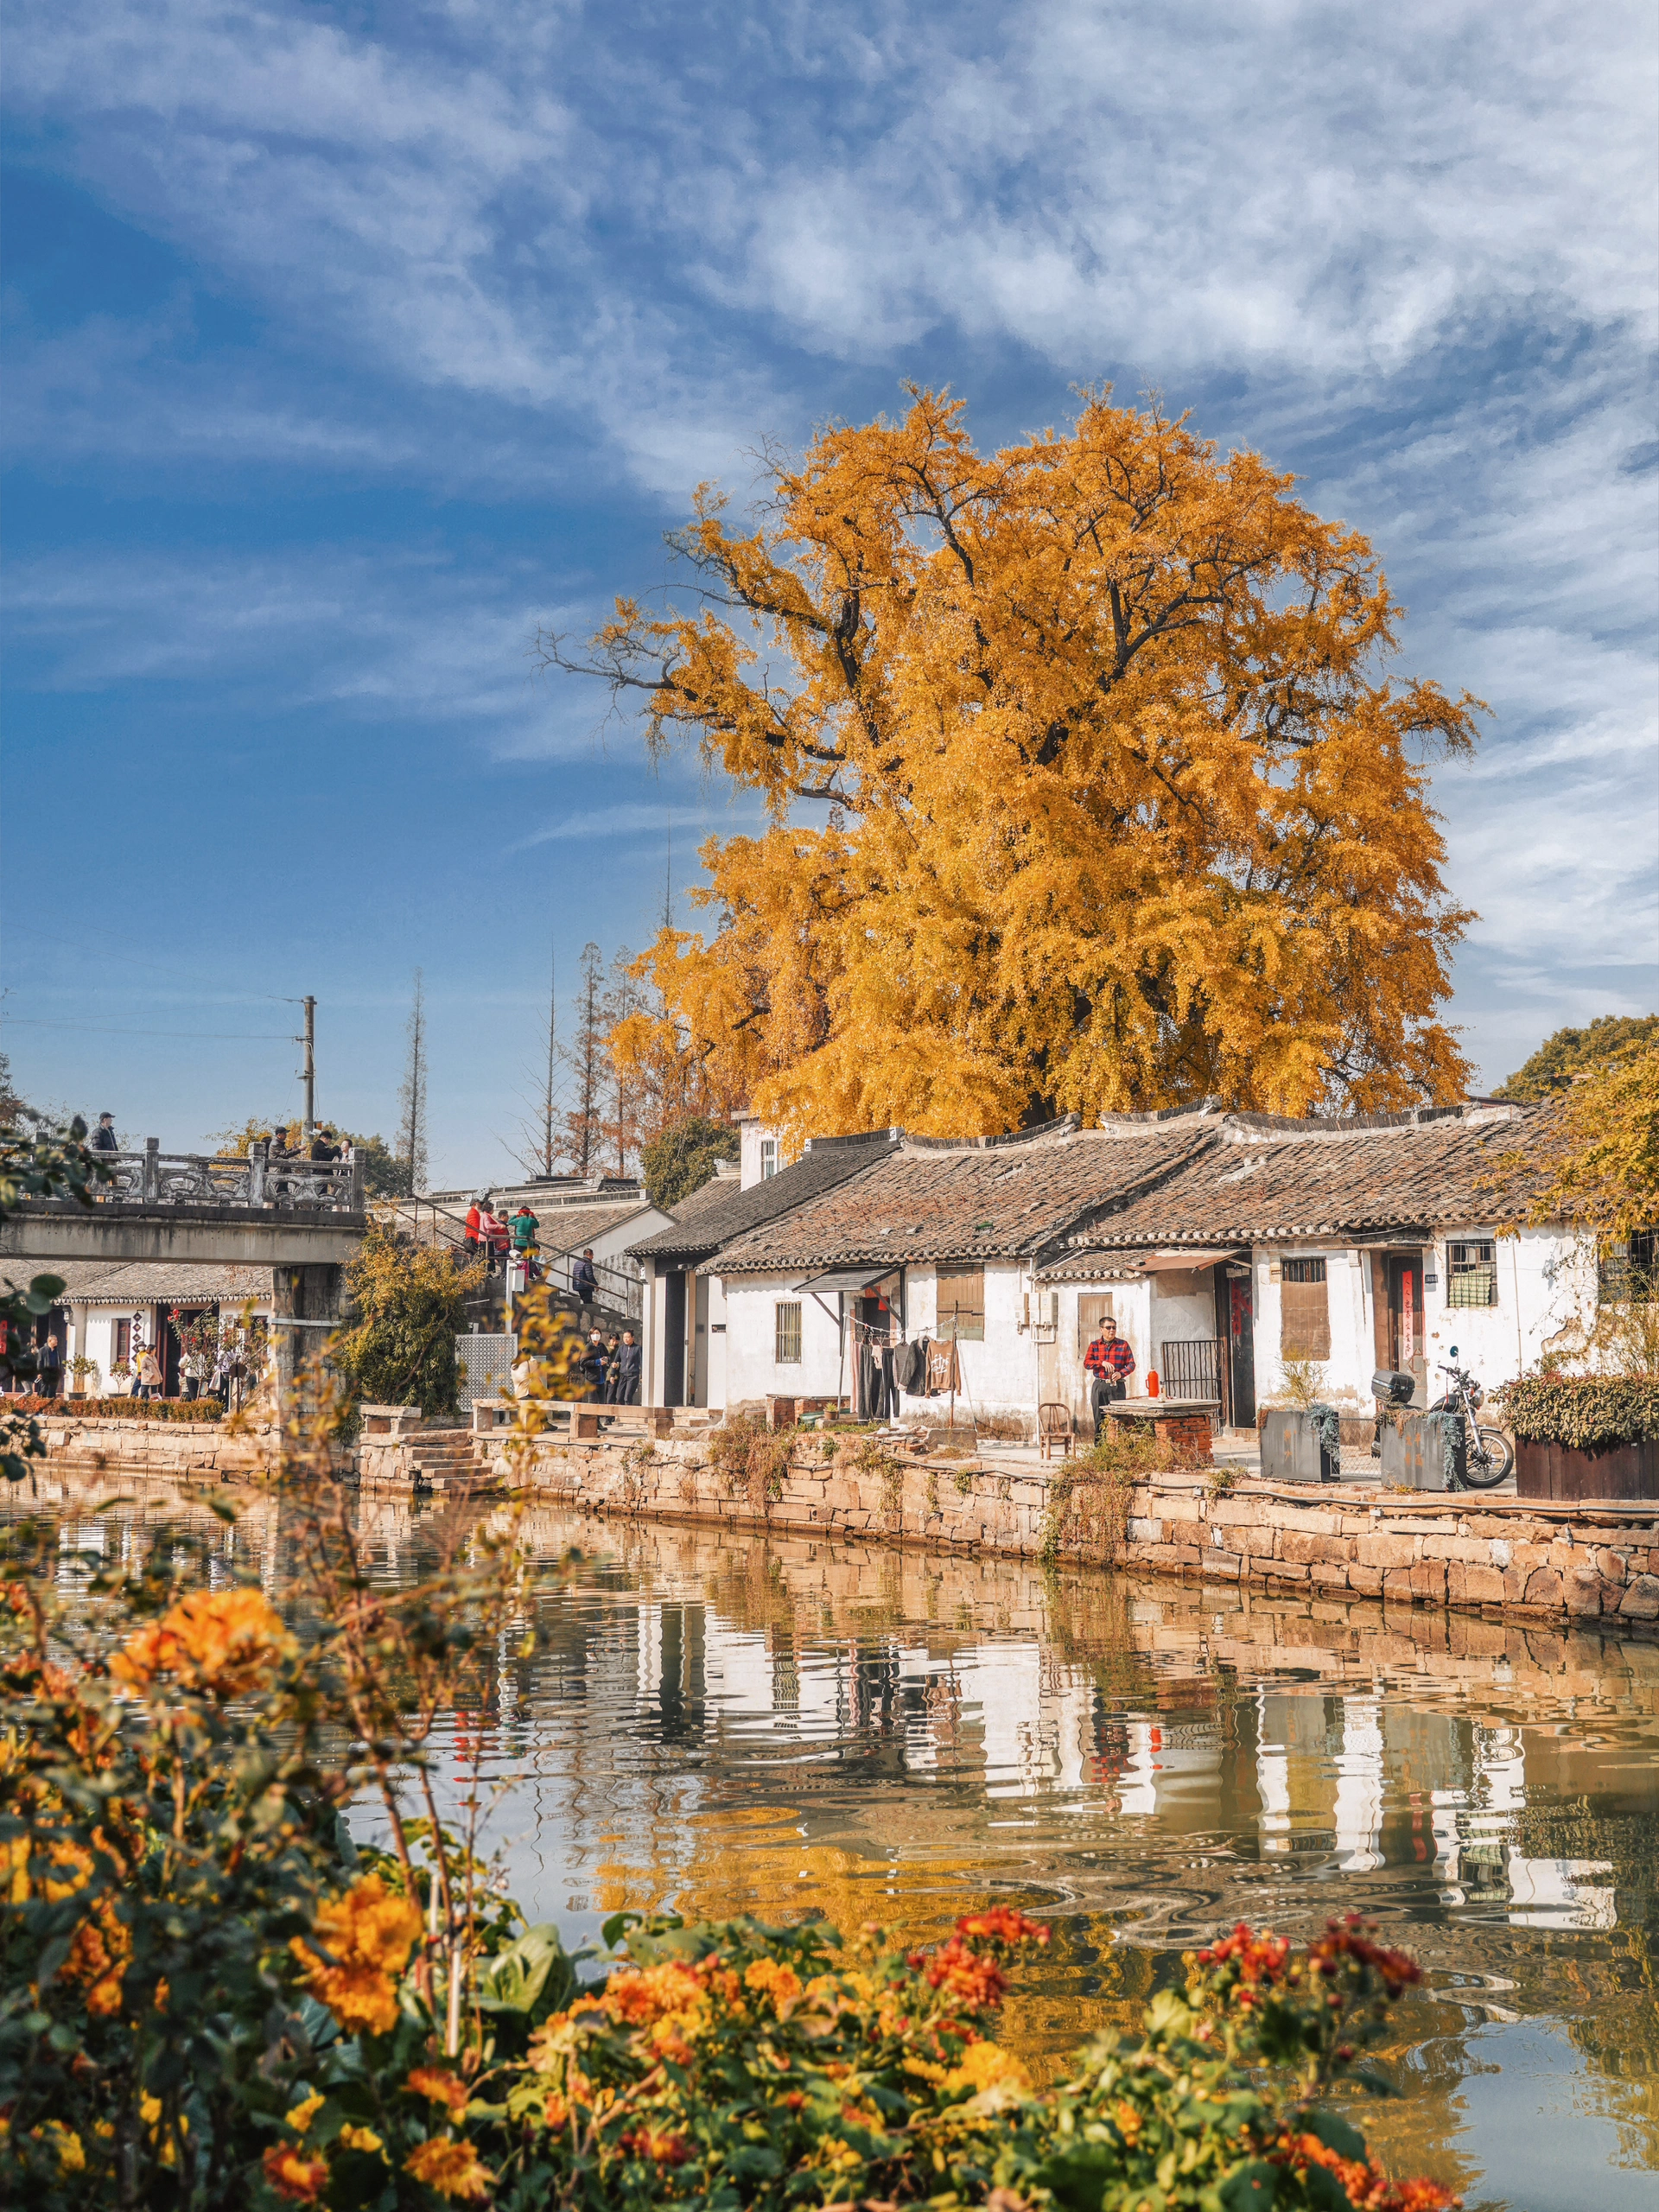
(463, 1198, 483, 1262)
(572, 1248, 598, 1311)
(511, 1203, 540, 1257)
(90, 1113, 118, 1154)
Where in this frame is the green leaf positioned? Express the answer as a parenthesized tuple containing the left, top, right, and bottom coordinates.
(1300, 2107, 1369, 2164)
(478, 1923, 579, 2022)
(1218, 2163, 1280, 2209)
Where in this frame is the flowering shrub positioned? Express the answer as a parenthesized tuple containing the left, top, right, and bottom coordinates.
(0, 1404, 1458, 2212)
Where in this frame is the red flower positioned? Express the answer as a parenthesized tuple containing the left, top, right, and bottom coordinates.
(954, 1906, 1051, 1948)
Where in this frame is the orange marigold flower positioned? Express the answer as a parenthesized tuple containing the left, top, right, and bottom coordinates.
(60, 1897, 130, 2016)
(403, 2137, 494, 2202)
(291, 1874, 423, 2037)
(263, 2144, 330, 2202)
(743, 1957, 803, 2013)
(619, 2126, 693, 2166)
(407, 2068, 470, 2117)
(1198, 1923, 1292, 1986)
(111, 1588, 295, 1700)
(1307, 1915, 1424, 1999)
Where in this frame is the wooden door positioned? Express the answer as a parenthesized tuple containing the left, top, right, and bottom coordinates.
(1222, 1271, 1255, 1429)
(1385, 1255, 1426, 1400)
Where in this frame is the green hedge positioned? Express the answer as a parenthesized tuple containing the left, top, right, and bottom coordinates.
(1495, 1373, 1659, 1450)
(22, 1395, 226, 1424)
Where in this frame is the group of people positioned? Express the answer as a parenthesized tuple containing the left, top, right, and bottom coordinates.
(462, 1200, 552, 1275)
(580, 1325, 641, 1404)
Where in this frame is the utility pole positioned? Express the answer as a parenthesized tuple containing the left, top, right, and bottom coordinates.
(302, 996, 316, 1135)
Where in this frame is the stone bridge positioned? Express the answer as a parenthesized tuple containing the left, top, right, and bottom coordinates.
(0, 1140, 366, 1268)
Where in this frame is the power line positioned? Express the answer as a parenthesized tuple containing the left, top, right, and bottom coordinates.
(0, 1020, 296, 1041)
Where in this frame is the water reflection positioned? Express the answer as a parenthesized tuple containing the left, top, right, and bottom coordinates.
(16, 1469, 1659, 2210)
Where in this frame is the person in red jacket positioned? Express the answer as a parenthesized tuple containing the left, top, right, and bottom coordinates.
(463, 1199, 483, 1261)
(1084, 1319, 1135, 1438)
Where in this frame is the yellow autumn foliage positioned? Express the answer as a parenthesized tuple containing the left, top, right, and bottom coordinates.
(563, 388, 1481, 1139)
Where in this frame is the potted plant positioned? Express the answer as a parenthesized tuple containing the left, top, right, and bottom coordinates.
(1496, 1373, 1659, 1500)
(66, 1354, 99, 1401)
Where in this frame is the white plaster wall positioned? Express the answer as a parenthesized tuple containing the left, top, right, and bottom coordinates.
(1253, 1246, 1374, 1407)
(1147, 1270, 1217, 1382)
(1042, 1279, 1154, 1424)
(724, 1273, 848, 1404)
(1247, 1226, 1590, 1412)
(1424, 1226, 1591, 1389)
(703, 1272, 728, 1410)
(738, 1119, 785, 1192)
(899, 1262, 1039, 1426)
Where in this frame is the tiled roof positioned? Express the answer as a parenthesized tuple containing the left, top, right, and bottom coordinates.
(499, 1197, 655, 1255)
(45, 1262, 275, 1306)
(1046, 1103, 1552, 1258)
(628, 1132, 903, 1263)
(709, 1122, 1212, 1276)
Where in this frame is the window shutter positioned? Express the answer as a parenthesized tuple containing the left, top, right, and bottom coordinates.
(1280, 1258, 1330, 1359)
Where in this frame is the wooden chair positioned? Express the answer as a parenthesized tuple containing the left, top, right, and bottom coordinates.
(1038, 1402, 1074, 1461)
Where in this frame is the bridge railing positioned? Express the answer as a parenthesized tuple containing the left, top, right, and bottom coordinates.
(86, 1140, 364, 1213)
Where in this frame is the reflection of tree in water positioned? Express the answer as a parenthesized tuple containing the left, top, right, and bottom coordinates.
(1517, 1798, 1659, 2173)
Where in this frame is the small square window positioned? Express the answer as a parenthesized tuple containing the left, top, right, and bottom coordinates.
(774, 1300, 802, 1363)
(1447, 1240, 1497, 1307)
(935, 1266, 985, 1342)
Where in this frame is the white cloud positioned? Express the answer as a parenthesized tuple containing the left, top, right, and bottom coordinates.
(4, 0, 1655, 1095)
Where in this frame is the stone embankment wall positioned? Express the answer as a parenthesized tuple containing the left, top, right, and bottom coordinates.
(30, 1413, 279, 1482)
(478, 1433, 1659, 1634)
(31, 1416, 1659, 1636)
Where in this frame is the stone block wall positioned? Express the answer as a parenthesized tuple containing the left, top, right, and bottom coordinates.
(474, 1432, 1659, 1635)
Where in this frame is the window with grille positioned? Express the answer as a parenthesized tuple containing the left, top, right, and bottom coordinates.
(1279, 1255, 1330, 1358)
(1599, 1230, 1656, 1301)
(774, 1300, 802, 1363)
(760, 1138, 778, 1181)
(112, 1319, 131, 1367)
(1446, 1239, 1497, 1307)
(935, 1265, 985, 1342)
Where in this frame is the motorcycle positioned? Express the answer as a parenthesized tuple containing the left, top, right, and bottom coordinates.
(1427, 1347, 1515, 1490)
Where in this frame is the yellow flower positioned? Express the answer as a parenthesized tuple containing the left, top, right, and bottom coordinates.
(407, 2068, 470, 2117)
(285, 2094, 326, 2135)
(35, 2122, 85, 2175)
(942, 2040, 1030, 2099)
(110, 1588, 295, 1700)
(291, 1874, 423, 2037)
(337, 2124, 385, 2156)
(902, 2056, 948, 2086)
(404, 2137, 494, 2202)
(743, 1957, 803, 2015)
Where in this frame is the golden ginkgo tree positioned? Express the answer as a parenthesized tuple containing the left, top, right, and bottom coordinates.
(550, 388, 1482, 1140)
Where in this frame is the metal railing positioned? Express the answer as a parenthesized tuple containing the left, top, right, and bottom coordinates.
(385, 1197, 644, 1321)
(1160, 1337, 1227, 1421)
(85, 1140, 363, 1213)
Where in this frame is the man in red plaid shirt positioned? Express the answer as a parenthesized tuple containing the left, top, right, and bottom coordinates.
(1084, 1318, 1135, 1437)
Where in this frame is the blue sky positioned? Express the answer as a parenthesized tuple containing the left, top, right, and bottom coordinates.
(3, 0, 1656, 1184)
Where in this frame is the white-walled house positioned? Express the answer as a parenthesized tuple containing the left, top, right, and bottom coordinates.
(1041, 1103, 1595, 1423)
(690, 1102, 1594, 1436)
(628, 1135, 899, 1408)
(706, 1117, 1210, 1427)
(46, 1262, 275, 1395)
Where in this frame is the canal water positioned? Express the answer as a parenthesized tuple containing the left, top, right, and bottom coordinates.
(21, 1471, 1659, 2211)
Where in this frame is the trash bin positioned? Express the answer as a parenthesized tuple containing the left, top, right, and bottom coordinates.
(1261, 1408, 1338, 1484)
(1381, 1409, 1465, 1491)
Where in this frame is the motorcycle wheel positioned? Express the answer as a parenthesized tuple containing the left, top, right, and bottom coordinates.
(1460, 1426, 1515, 1489)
